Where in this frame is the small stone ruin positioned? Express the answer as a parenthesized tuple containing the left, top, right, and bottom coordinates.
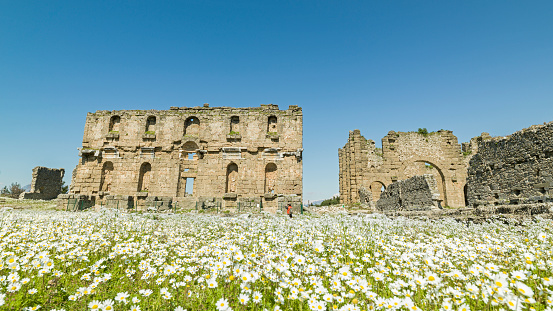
(20, 166, 65, 200)
(376, 174, 441, 211)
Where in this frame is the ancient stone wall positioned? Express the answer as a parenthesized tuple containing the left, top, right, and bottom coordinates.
(65, 104, 303, 212)
(467, 122, 553, 207)
(376, 174, 441, 211)
(339, 129, 471, 207)
(20, 166, 65, 200)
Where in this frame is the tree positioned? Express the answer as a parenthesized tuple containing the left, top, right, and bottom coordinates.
(0, 186, 9, 197)
(417, 128, 429, 136)
(319, 195, 340, 206)
(61, 181, 69, 194)
(8, 182, 24, 199)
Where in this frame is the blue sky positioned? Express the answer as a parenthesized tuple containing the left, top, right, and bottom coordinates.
(1, 1, 552, 201)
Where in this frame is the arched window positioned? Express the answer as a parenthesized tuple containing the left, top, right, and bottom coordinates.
(184, 117, 200, 136)
(109, 116, 120, 132)
(138, 163, 152, 192)
(100, 162, 114, 192)
(267, 116, 277, 133)
(264, 163, 277, 193)
(226, 163, 238, 193)
(230, 116, 240, 133)
(146, 116, 156, 133)
(182, 141, 199, 160)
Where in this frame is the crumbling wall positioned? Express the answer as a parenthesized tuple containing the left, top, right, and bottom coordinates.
(339, 130, 470, 207)
(358, 186, 373, 205)
(376, 174, 441, 211)
(467, 122, 553, 207)
(67, 104, 303, 212)
(20, 166, 65, 200)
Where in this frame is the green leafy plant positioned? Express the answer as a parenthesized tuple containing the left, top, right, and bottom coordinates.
(418, 128, 429, 136)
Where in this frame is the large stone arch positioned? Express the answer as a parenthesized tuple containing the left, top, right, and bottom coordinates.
(369, 181, 386, 201)
(401, 159, 448, 206)
(340, 129, 468, 206)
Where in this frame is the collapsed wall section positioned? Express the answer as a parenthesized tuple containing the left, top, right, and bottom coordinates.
(376, 174, 441, 211)
(467, 122, 553, 207)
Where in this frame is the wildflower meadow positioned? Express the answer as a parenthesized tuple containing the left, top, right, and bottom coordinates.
(0, 209, 552, 311)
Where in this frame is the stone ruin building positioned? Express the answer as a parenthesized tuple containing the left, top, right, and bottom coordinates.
(340, 122, 553, 214)
(339, 129, 473, 207)
(59, 104, 303, 212)
(466, 122, 553, 208)
(20, 166, 65, 200)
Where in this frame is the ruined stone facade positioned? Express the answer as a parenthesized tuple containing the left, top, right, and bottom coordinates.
(20, 166, 65, 200)
(65, 104, 303, 212)
(339, 130, 471, 207)
(467, 122, 553, 207)
(376, 174, 441, 211)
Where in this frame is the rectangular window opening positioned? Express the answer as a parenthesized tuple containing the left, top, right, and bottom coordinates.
(188, 153, 196, 160)
(185, 178, 194, 195)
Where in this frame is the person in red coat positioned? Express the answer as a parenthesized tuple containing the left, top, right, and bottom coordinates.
(287, 204, 293, 218)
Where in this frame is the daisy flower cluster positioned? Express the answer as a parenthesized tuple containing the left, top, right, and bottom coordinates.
(0, 209, 552, 310)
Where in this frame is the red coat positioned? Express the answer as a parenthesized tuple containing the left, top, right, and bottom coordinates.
(287, 206, 292, 214)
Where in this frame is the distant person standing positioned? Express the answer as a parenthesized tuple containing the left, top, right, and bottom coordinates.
(287, 204, 293, 218)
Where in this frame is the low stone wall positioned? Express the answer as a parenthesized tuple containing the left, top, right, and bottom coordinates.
(145, 196, 172, 211)
(56, 194, 94, 211)
(198, 197, 222, 210)
(105, 195, 134, 210)
(376, 175, 441, 211)
(277, 195, 302, 214)
(173, 197, 198, 210)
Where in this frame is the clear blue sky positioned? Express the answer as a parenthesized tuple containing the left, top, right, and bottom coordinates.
(1, 1, 552, 201)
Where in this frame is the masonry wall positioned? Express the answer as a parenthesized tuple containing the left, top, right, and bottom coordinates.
(339, 130, 471, 207)
(68, 104, 303, 212)
(466, 122, 553, 207)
